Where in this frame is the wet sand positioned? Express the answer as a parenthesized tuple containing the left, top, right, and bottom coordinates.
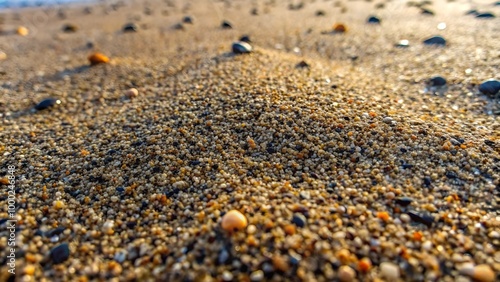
(0, 0, 499, 281)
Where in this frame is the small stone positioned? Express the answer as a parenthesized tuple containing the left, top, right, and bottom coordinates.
(232, 42, 252, 54)
(35, 98, 61, 111)
(421, 8, 435, 15)
(333, 23, 347, 33)
(476, 12, 495, 18)
(88, 52, 110, 65)
(62, 24, 78, 33)
(395, 197, 414, 207)
(291, 213, 306, 228)
(182, 16, 193, 24)
(53, 200, 65, 209)
(0, 51, 6, 60)
(250, 270, 264, 281)
(102, 220, 115, 235)
(423, 35, 446, 46)
(221, 210, 248, 232)
(466, 9, 479, 15)
(125, 88, 139, 98)
(221, 20, 232, 29)
(272, 254, 290, 272)
(50, 243, 70, 264)
(17, 26, 29, 36)
(407, 211, 434, 227)
(395, 39, 410, 48)
(316, 10, 326, 16)
(338, 265, 356, 281)
(478, 79, 500, 97)
(239, 35, 251, 43)
(367, 16, 381, 24)
(172, 23, 185, 30)
(296, 60, 310, 69)
(222, 271, 233, 281)
(380, 262, 400, 280)
(122, 23, 138, 32)
(428, 76, 447, 87)
(472, 265, 495, 282)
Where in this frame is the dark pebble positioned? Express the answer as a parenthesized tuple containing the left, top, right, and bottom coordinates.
(478, 79, 500, 97)
(423, 35, 446, 46)
(407, 211, 434, 227)
(316, 10, 326, 16)
(465, 9, 478, 15)
(476, 12, 495, 18)
(45, 227, 66, 238)
(183, 16, 193, 24)
(232, 42, 252, 54)
(35, 98, 61, 111)
(239, 35, 251, 43)
(50, 243, 70, 264)
(172, 23, 185, 30)
(395, 197, 414, 207)
(420, 8, 435, 15)
(367, 16, 381, 24)
(484, 140, 496, 148)
(62, 24, 78, 33)
(295, 60, 310, 69)
(122, 23, 138, 32)
(423, 176, 432, 187)
(221, 20, 232, 29)
(291, 213, 306, 228)
(428, 76, 447, 87)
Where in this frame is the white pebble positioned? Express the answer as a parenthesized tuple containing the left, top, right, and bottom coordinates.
(125, 88, 139, 98)
(380, 262, 400, 280)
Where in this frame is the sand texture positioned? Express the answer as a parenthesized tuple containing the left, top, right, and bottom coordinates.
(0, 0, 499, 281)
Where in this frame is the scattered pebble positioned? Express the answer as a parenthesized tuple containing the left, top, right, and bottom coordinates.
(232, 41, 252, 54)
(239, 35, 251, 43)
(478, 79, 500, 97)
(367, 16, 381, 24)
(221, 210, 248, 232)
(221, 20, 233, 29)
(333, 23, 347, 33)
(17, 26, 29, 36)
(380, 262, 400, 280)
(182, 16, 193, 24)
(407, 211, 434, 227)
(35, 98, 61, 111)
(472, 265, 496, 282)
(88, 52, 110, 65)
(125, 88, 139, 98)
(338, 265, 356, 281)
(50, 243, 70, 264)
(62, 23, 78, 33)
(395, 39, 410, 48)
(123, 23, 138, 32)
(291, 213, 306, 227)
(0, 51, 6, 60)
(428, 76, 447, 87)
(250, 270, 264, 281)
(421, 8, 435, 15)
(295, 60, 310, 68)
(476, 12, 495, 18)
(423, 35, 446, 46)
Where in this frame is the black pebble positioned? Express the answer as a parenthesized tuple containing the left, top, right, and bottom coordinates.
(232, 42, 252, 54)
(478, 79, 500, 97)
(35, 98, 60, 111)
(367, 16, 381, 24)
(423, 176, 432, 187)
(420, 8, 435, 15)
(183, 16, 193, 24)
(239, 35, 251, 43)
(476, 12, 495, 18)
(62, 24, 78, 33)
(50, 243, 70, 264)
(291, 213, 306, 227)
(465, 9, 478, 15)
(407, 211, 434, 227)
(428, 76, 447, 87)
(295, 60, 310, 69)
(423, 35, 446, 46)
(395, 197, 414, 207)
(45, 227, 66, 238)
(221, 20, 232, 29)
(123, 23, 138, 32)
(316, 10, 326, 16)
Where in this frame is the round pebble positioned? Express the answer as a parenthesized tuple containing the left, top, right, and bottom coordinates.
(50, 243, 70, 264)
(250, 270, 264, 281)
(35, 98, 61, 111)
(472, 265, 495, 282)
(367, 16, 381, 24)
(239, 35, 251, 43)
(88, 52, 110, 65)
(291, 213, 306, 227)
(17, 26, 29, 36)
(221, 210, 248, 232)
(232, 41, 252, 54)
(125, 88, 139, 98)
(182, 16, 193, 24)
(428, 76, 447, 87)
(478, 79, 500, 97)
(333, 23, 347, 33)
(423, 35, 446, 46)
(395, 39, 410, 48)
(338, 265, 356, 281)
(0, 51, 7, 60)
(380, 262, 400, 280)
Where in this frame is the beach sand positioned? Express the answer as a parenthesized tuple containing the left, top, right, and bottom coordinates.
(0, 0, 499, 281)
